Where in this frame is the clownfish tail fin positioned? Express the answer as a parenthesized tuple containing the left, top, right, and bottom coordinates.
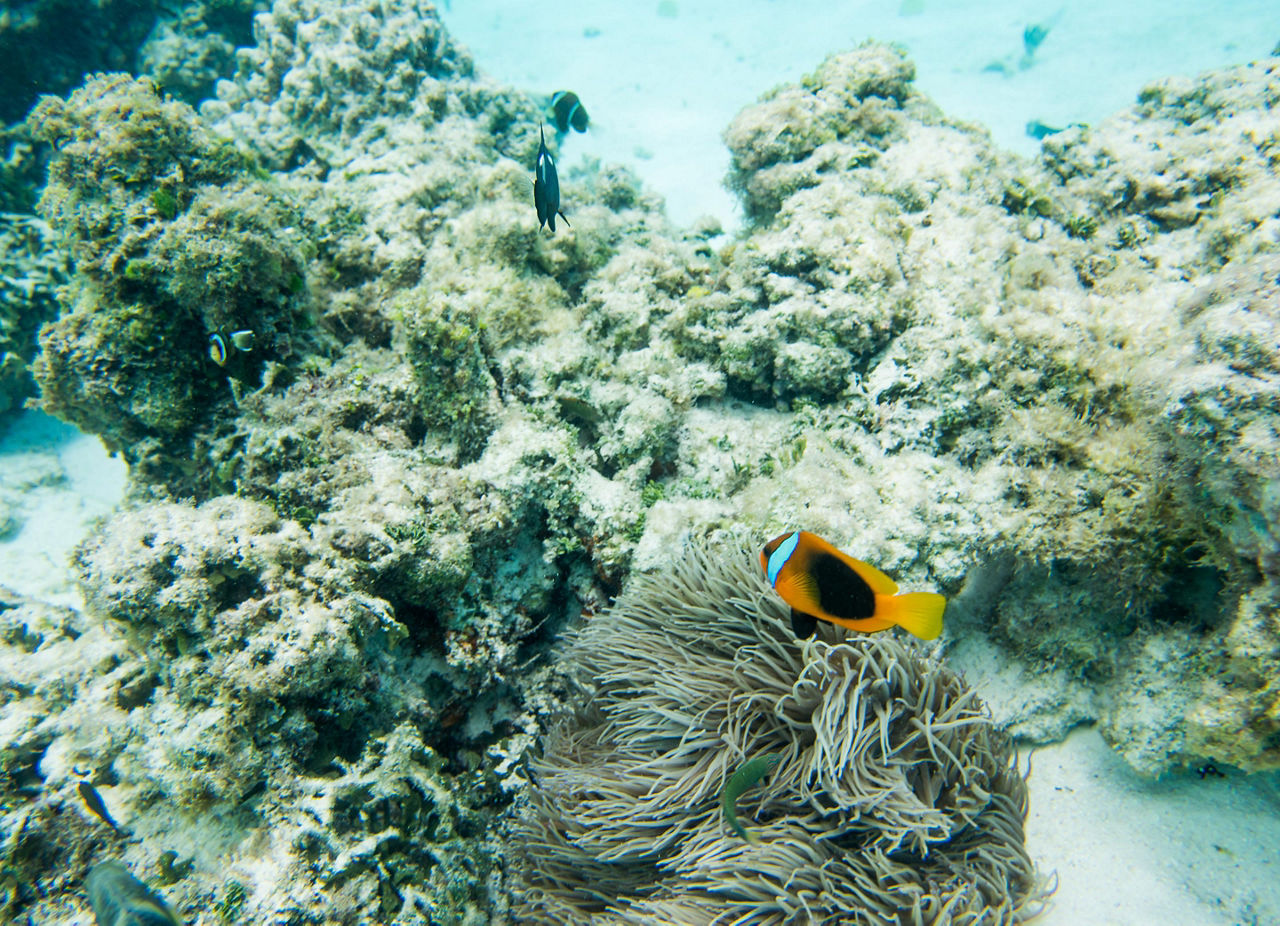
(881, 592, 946, 640)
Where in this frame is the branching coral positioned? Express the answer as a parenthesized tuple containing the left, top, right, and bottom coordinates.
(514, 538, 1050, 924)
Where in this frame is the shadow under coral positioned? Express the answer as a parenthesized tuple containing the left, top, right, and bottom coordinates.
(513, 538, 1053, 924)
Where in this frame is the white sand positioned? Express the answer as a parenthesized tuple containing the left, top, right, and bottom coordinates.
(1029, 728, 1280, 924)
(0, 410, 126, 607)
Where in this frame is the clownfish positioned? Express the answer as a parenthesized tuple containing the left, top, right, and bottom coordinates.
(760, 531, 945, 641)
(549, 90, 589, 134)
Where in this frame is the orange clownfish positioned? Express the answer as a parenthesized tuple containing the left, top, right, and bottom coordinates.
(760, 531, 945, 641)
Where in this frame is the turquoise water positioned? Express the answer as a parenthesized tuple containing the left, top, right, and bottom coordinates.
(439, 0, 1280, 228)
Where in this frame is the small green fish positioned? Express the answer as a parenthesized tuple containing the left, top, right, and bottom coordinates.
(77, 781, 121, 833)
(722, 753, 780, 844)
(85, 861, 183, 926)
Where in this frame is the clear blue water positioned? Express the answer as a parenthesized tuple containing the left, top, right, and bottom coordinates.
(438, 0, 1280, 228)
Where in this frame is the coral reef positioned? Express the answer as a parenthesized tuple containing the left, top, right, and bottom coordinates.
(139, 2, 254, 106)
(0, 0, 259, 123)
(26, 72, 316, 476)
(5, 0, 1279, 920)
(0, 587, 135, 922)
(0, 0, 165, 124)
(1, 496, 520, 923)
(0, 213, 64, 421)
(6, 0, 676, 918)
(514, 539, 1049, 923)
(710, 45, 1280, 775)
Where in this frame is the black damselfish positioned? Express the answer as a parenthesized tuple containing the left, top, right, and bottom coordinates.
(550, 90, 589, 133)
(533, 122, 569, 233)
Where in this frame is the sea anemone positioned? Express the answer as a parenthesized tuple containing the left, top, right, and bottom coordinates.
(512, 536, 1051, 924)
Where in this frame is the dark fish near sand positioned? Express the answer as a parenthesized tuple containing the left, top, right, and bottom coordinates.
(1026, 119, 1086, 140)
(77, 781, 122, 833)
(533, 123, 569, 233)
(760, 531, 945, 641)
(550, 91, 589, 133)
(86, 861, 183, 926)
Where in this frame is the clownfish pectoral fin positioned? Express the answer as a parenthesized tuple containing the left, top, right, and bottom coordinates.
(790, 609, 817, 639)
(879, 592, 946, 641)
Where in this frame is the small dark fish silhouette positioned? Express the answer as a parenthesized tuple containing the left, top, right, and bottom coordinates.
(1026, 120, 1087, 140)
(1021, 9, 1063, 61)
(1023, 23, 1050, 55)
(77, 781, 122, 833)
(86, 861, 183, 926)
(1026, 120, 1065, 140)
(550, 90, 589, 133)
(533, 123, 569, 233)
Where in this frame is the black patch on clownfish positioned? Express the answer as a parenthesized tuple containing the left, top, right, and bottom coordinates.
(810, 551, 876, 620)
(790, 609, 817, 639)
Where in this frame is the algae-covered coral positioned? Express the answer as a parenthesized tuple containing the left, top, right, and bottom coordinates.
(26, 72, 315, 477)
(0, 212, 64, 420)
(515, 538, 1048, 923)
(710, 43, 1280, 776)
(0, 0, 257, 124)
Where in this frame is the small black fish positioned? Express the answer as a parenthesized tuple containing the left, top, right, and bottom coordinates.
(533, 123, 569, 233)
(77, 781, 122, 833)
(550, 90, 589, 133)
